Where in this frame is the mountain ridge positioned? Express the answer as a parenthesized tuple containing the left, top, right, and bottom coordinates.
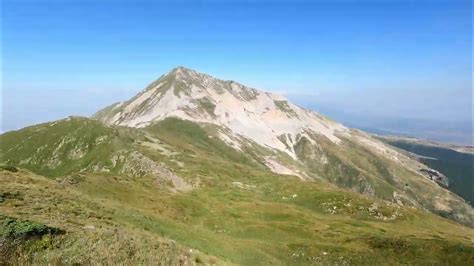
(90, 67, 474, 226)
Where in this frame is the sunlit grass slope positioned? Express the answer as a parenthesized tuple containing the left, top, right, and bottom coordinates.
(1, 117, 473, 264)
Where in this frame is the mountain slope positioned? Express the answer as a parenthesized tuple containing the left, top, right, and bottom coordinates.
(1, 67, 474, 263)
(2, 126, 474, 264)
(93, 67, 474, 227)
(0, 167, 222, 264)
(0, 117, 194, 191)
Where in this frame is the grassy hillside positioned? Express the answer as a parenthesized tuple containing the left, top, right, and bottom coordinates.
(288, 132, 474, 227)
(0, 168, 220, 264)
(2, 166, 473, 264)
(0, 117, 142, 177)
(1, 117, 474, 264)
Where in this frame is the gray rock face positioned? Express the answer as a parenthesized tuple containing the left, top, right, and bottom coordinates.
(420, 168, 449, 187)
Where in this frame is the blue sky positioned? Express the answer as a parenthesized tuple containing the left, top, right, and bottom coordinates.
(2, 0, 472, 136)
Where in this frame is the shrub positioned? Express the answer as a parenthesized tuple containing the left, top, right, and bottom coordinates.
(0, 165, 18, 172)
(0, 215, 63, 239)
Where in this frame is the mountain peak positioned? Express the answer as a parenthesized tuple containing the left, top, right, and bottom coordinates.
(93, 67, 349, 158)
(167, 66, 202, 79)
(169, 66, 193, 74)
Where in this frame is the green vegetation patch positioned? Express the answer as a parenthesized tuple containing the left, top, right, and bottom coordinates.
(0, 191, 22, 203)
(274, 100, 298, 117)
(363, 235, 474, 265)
(0, 215, 64, 239)
(146, 117, 254, 166)
(196, 97, 216, 117)
(238, 87, 259, 101)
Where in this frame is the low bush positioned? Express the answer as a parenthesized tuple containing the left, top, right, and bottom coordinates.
(0, 165, 18, 172)
(0, 215, 63, 239)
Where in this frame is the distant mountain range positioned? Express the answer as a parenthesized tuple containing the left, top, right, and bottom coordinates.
(1, 67, 473, 264)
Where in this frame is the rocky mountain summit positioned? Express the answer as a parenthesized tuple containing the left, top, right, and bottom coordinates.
(94, 66, 348, 159)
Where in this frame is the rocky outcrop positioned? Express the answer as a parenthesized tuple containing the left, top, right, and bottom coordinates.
(419, 168, 449, 188)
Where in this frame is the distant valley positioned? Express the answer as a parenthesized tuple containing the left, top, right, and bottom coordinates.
(378, 136, 473, 207)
